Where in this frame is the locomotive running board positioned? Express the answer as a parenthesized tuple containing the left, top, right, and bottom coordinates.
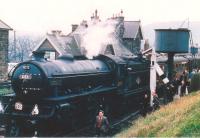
(44, 87, 117, 101)
(117, 86, 150, 97)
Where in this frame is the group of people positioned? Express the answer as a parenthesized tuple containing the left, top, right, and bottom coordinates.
(156, 68, 198, 105)
(93, 69, 199, 136)
(173, 69, 191, 97)
(141, 69, 196, 117)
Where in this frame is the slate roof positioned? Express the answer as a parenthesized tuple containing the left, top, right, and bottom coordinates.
(33, 19, 142, 57)
(123, 21, 142, 39)
(33, 33, 83, 57)
(100, 34, 134, 57)
(0, 19, 12, 30)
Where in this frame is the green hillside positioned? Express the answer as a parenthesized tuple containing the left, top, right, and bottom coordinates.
(116, 91, 200, 137)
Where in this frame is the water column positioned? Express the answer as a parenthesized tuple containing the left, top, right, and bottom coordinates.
(155, 29, 190, 80)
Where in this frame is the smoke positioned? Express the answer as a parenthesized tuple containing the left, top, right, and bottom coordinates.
(73, 19, 119, 59)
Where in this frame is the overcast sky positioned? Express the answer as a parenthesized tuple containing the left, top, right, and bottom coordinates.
(0, 0, 200, 34)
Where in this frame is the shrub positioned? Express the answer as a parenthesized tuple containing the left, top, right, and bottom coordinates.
(190, 73, 200, 91)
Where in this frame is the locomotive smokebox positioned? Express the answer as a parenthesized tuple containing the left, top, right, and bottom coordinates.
(155, 28, 190, 80)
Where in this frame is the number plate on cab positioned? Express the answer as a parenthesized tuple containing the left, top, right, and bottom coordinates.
(15, 102, 23, 110)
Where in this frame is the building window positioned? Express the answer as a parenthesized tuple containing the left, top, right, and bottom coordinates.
(44, 51, 56, 60)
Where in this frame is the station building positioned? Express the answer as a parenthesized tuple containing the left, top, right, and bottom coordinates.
(0, 19, 12, 80)
(33, 10, 146, 60)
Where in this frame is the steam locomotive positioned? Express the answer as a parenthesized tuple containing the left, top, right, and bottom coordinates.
(0, 52, 150, 136)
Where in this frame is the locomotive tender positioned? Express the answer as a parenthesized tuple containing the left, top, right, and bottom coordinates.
(0, 51, 150, 136)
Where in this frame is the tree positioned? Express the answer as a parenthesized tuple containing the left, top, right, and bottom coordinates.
(9, 35, 42, 62)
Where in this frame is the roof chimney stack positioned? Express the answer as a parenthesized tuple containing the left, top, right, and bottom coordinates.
(51, 30, 62, 36)
(95, 9, 98, 18)
(91, 9, 99, 20)
(120, 9, 123, 16)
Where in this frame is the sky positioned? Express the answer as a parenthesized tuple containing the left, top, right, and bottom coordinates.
(0, 0, 200, 35)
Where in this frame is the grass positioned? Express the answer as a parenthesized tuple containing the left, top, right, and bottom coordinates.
(116, 91, 200, 137)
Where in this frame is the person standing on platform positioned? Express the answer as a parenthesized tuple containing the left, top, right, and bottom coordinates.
(180, 70, 189, 96)
(94, 110, 110, 137)
(172, 76, 179, 95)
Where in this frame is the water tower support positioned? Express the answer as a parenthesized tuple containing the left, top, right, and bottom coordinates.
(167, 53, 175, 81)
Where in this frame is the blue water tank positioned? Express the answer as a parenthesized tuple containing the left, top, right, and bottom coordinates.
(155, 29, 190, 53)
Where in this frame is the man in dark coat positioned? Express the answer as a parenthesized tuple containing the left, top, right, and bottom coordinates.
(152, 91, 160, 110)
(180, 70, 189, 96)
(95, 110, 109, 136)
(172, 77, 179, 95)
(141, 92, 149, 116)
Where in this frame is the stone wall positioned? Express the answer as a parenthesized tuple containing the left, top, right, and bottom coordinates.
(0, 30, 9, 80)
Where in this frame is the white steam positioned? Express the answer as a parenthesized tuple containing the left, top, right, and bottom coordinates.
(72, 18, 133, 59)
(73, 20, 118, 58)
(82, 21, 118, 58)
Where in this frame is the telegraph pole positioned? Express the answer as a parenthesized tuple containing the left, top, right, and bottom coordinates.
(14, 30, 16, 61)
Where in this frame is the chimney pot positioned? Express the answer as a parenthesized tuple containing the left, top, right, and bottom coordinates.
(72, 24, 78, 32)
(51, 30, 62, 35)
(95, 9, 98, 17)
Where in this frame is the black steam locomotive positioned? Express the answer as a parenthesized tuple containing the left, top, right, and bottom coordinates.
(0, 52, 150, 136)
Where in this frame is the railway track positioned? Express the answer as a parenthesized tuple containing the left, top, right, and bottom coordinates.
(54, 110, 141, 137)
(0, 110, 141, 137)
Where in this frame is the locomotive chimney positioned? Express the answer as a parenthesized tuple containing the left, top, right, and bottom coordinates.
(117, 11, 124, 22)
(72, 24, 78, 32)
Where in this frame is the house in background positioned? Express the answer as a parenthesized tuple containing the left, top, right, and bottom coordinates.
(32, 30, 85, 60)
(0, 19, 12, 80)
(33, 10, 145, 59)
(122, 21, 144, 54)
(106, 11, 145, 54)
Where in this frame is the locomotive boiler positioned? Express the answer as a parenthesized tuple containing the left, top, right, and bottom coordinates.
(0, 51, 150, 136)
